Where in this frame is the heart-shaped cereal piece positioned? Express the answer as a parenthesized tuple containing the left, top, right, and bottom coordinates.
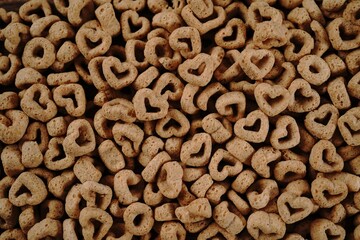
(155, 109, 190, 138)
(215, 18, 246, 49)
(309, 140, 344, 173)
(239, 48, 275, 80)
(311, 177, 348, 208)
(120, 10, 150, 41)
(169, 26, 202, 59)
(180, 133, 212, 167)
(310, 218, 346, 240)
(234, 109, 269, 143)
(277, 191, 314, 224)
(305, 103, 339, 140)
(102, 56, 138, 90)
(270, 115, 300, 150)
(288, 78, 320, 113)
(132, 88, 169, 121)
(254, 82, 290, 117)
(338, 107, 360, 146)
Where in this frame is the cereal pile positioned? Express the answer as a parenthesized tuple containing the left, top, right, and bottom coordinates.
(0, 0, 360, 239)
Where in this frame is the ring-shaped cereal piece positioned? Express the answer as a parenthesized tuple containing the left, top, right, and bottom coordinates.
(22, 37, 56, 70)
(123, 202, 154, 236)
(297, 55, 331, 86)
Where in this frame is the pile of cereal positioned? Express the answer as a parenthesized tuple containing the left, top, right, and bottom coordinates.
(0, 0, 360, 239)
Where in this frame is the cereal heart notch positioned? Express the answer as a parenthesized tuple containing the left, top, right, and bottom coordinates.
(288, 78, 320, 113)
(215, 18, 246, 49)
(133, 88, 169, 121)
(234, 109, 269, 143)
(270, 115, 300, 150)
(121, 10, 150, 41)
(338, 107, 360, 146)
(277, 192, 314, 224)
(239, 48, 275, 80)
(103, 56, 138, 90)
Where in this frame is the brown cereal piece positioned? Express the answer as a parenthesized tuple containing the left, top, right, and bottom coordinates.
(246, 1, 282, 30)
(188, 0, 213, 19)
(65, 184, 85, 219)
(214, 49, 243, 84)
(305, 104, 339, 140)
(327, 77, 351, 110)
(208, 148, 243, 181)
(180, 133, 212, 167)
(147, 0, 185, 14)
(114, 169, 143, 205)
(40, 199, 64, 220)
(93, 109, 114, 139)
(232, 169, 257, 194)
(0, 110, 29, 144)
(18, 206, 37, 234)
(338, 107, 360, 146)
(152, 11, 183, 33)
(19, 121, 49, 154)
(88, 56, 109, 90)
(239, 48, 275, 80)
(175, 198, 212, 223)
(75, 20, 112, 60)
(213, 201, 246, 235)
(348, 72, 360, 99)
(327, 17, 360, 51)
(66, 0, 94, 26)
(310, 218, 346, 240)
(113, 0, 146, 11)
(47, 72, 79, 86)
(132, 66, 159, 90)
(311, 177, 348, 208)
(120, 10, 151, 41)
(44, 137, 75, 171)
(284, 29, 314, 62)
(56, 41, 80, 64)
(46, 116, 69, 137)
(98, 140, 125, 174)
(123, 202, 154, 236)
(1, 145, 24, 177)
(29, 15, 60, 38)
(112, 122, 144, 157)
(155, 109, 190, 138)
(302, 0, 325, 25)
(319, 172, 360, 193)
(0, 9, 20, 40)
(103, 56, 138, 90)
(125, 39, 149, 71)
(3, 23, 30, 55)
(15, 67, 46, 89)
(288, 78, 320, 113)
(0, 92, 19, 110)
(0, 229, 26, 240)
(53, 83, 86, 117)
(79, 207, 112, 240)
(153, 73, 184, 102)
(18, 0, 51, 22)
(169, 26, 201, 59)
(160, 221, 186, 240)
(297, 54, 331, 86)
(80, 181, 112, 210)
(197, 82, 227, 112)
(234, 109, 269, 143)
(324, 54, 347, 77)
(277, 191, 314, 224)
(184, 219, 211, 234)
(48, 170, 76, 200)
(138, 136, 164, 167)
(180, 83, 201, 115)
(0, 198, 19, 230)
(157, 161, 183, 199)
(181, 5, 226, 35)
(227, 190, 251, 216)
(73, 156, 102, 183)
(155, 203, 179, 221)
(215, 18, 246, 50)
(309, 140, 344, 173)
(182, 166, 207, 182)
(197, 222, 236, 240)
(343, 1, 360, 25)
(95, 3, 120, 37)
(0, 54, 22, 86)
(255, 83, 290, 117)
(201, 113, 231, 143)
(246, 179, 279, 210)
(8, 171, 47, 207)
(22, 37, 56, 70)
(247, 211, 286, 240)
(226, 137, 254, 165)
(141, 151, 171, 183)
(178, 53, 215, 87)
(62, 218, 81, 240)
(287, 7, 312, 30)
(63, 119, 95, 157)
(190, 173, 213, 198)
(308, 20, 330, 57)
(102, 98, 136, 123)
(46, 20, 75, 46)
(253, 21, 288, 49)
(270, 115, 300, 150)
(143, 182, 164, 206)
(206, 182, 230, 205)
(274, 160, 307, 183)
(21, 141, 43, 168)
(318, 203, 346, 224)
(27, 218, 62, 240)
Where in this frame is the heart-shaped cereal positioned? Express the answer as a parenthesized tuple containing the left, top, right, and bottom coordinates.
(234, 109, 269, 143)
(102, 56, 138, 90)
(270, 115, 300, 150)
(288, 78, 320, 113)
(215, 18, 246, 49)
(277, 191, 314, 224)
(120, 10, 150, 41)
(155, 109, 190, 138)
(309, 140, 344, 173)
(338, 107, 360, 146)
(310, 218, 346, 240)
(180, 133, 212, 167)
(239, 48, 275, 80)
(132, 88, 169, 121)
(305, 103, 339, 140)
(311, 177, 348, 208)
(254, 82, 290, 117)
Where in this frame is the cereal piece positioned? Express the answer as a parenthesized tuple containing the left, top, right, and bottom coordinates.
(247, 179, 279, 210)
(208, 148, 243, 181)
(214, 49, 243, 84)
(157, 161, 183, 199)
(155, 203, 179, 221)
(326, 18, 360, 51)
(47, 72, 79, 86)
(0, 229, 26, 240)
(1, 145, 24, 177)
(114, 169, 143, 205)
(14, 67, 45, 89)
(180, 83, 201, 115)
(125, 39, 149, 71)
(206, 182, 229, 205)
(152, 73, 184, 102)
(227, 190, 251, 216)
(0, 92, 18, 111)
(309, 140, 344, 173)
(79, 207, 113, 240)
(73, 156, 102, 183)
(155, 109, 190, 138)
(22, 37, 56, 70)
(98, 140, 125, 174)
(21, 141, 43, 168)
(95, 3, 120, 37)
(284, 29, 314, 62)
(305, 104, 339, 140)
(160, 221, 186, 240)
(287, 7, 312, 30)
(348, 72, 360, 100)
(0, 110, 29, 145)
(213, 201, 246, 235)
(202, 113, 232, 143)
(143, 182, 164, 206)
(239, 48, 275, 80)
(310, 20, 331, 57)
(80, 181, 112, 210)
(197, 222, 236, 240)
(234, 109, 269, 143)
(310, 218, 346, 240)
(19, 0, 52, 23)
(0, 198, 19, 230)
(197, 82, 227, 112)
(169, 26, 201, 59)
(53, 83, 86, 117)
(18, 206, 37, 234)
(46, 116, 69, 137)
(298, 55, 331, 86)
(0, 54, 21, 86)
(123, 202, 154, 236)
(327, 77, 351, 110)
(56, 41, 80, 64)
(121, 10, 150, 41)
(141, 151, 171, 183)
(247, 1, 282, 30)
(112, 122, 144, 157)
(113, 0, 145, 11)
(182, 165, 207, 182)
(288, 78, 320, 113)
(27, 218, 62, 240)
(253, 21, 288, 49)
(311, 177, 348, 208)
(337, 107, 360, 146)
(180, 133, 212, 167)
(138, 136, 164, 167)
(103, 56, 138, 90)
(274, 160, 307, 183)
(152, 11, 183, 33)
(215, 18, 246, 49)
(8, 172, 47, 207)
(175, 198, 212, 223)
(247, 211, 286, 240)
(190, 173, 213, 198)
(270, 115, 300, 150)
(75, 20, 112, 60)
(48, 170, 76, 200)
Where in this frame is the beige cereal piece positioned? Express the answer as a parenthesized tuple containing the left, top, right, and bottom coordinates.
(1, 145, 24, 177)
(48, 170, 76, 200)
(254, 21, 288, 49)
(285, 29, 314, 62)
(98, 139, 125, 174)
(62, 218, 80, 240)
(75, 20, 112, 60)
(0, 110, 29, 145)
(208, 148, 242, 181)
(155, 203, 179, 221)
(66, 0, 94, 27)
(19, 0, 52, 23)
(215, 18, 246, 49)
(182, 166, 207, 182)
(214, 49, 243, 84)
(141, 151, 171, 183)
(287, 7, 311, 30)
(239, 48, 275, 80)
(246, 179, 279, 209)
(274, 160, 307, 183)
(79, 207, 112, 240)
(297, 55, 331, 86)
(0, 53, 19, 83)
(147, 0, 185, 14)
(160, 221, 186, 240)
(14, 67, 45, 89)
(197, 222, 237, 240)
(311, 177, 348, 208)
(169, 26, 201, 59)
(180, 83, 201, 115)
(73, 156, 102, 183)
(202, 113, 232, 144)
(143, 182, 164, 207)
(8, 171, 47, 207)
(232, 169, 257, 195)
(152, 73, 184, 101)
(157, 161, 183, 199)
(0, 8, 20, 40)
(114, 0, 146, 11)
(180, 133, 212, 167)
(80, 181, 112, 210)
(152, 11, 183, 33)
(155, 109, 190, 138)
(18, 206, 37, 234)
(305, 104, 339, 140)
(0, 92, 18, 110)
(188, 0, 213, 19)
(318, 203, 346, 224)
(326, 18, 360, 51)
(175, 198, 212, 223)
(95, 3, 120, 37)
(22, 37, 56, 70)
(121, 10, 151, 41)
(213, 201, 246, 235)
(288, 78, 321, 113)
(114, 169, 143, 205)
(20, 141, 43, 168)
(47, 71, 79, 86)
(0, 197, 19, 230)
(324, 54, 347, 77)
(29, 15, 60, 38)
(309, 140, 344, 173)
(53, 83, 86, 117)
(227, 190, 251, 216)
(197, 82, 228, 112)
(46, 116, 69, 137)
(125, 39, 149, 71)
(112, 122, 144, 157)
(102, 98, 136, 123)
(337, 107, 360, 146)
(234, 109, 269, 143)
(247, 211, 286, 240)
(190, 173, 213, 198)
(65, 184, 85, 219)
(327, 77, 351, 110)
(103, 56, 138, 90)
(270, 115, 300, 149)
(206, 182, 230, 205)
(247, 1, 282, 30)
(310, 218, 346, 240)
(123, 202, 154, 236)
(0, 229, 26, 240)
(27, 218, 62, 240)
(138, 136, 164, 167)
(56, 41, 79, 63)
(348, 72, 360, 100)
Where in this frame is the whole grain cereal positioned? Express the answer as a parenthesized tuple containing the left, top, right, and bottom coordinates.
(0, 0, 360, 239)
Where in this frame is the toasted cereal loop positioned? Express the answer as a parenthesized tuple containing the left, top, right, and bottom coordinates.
(1, 0, 360, 238)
